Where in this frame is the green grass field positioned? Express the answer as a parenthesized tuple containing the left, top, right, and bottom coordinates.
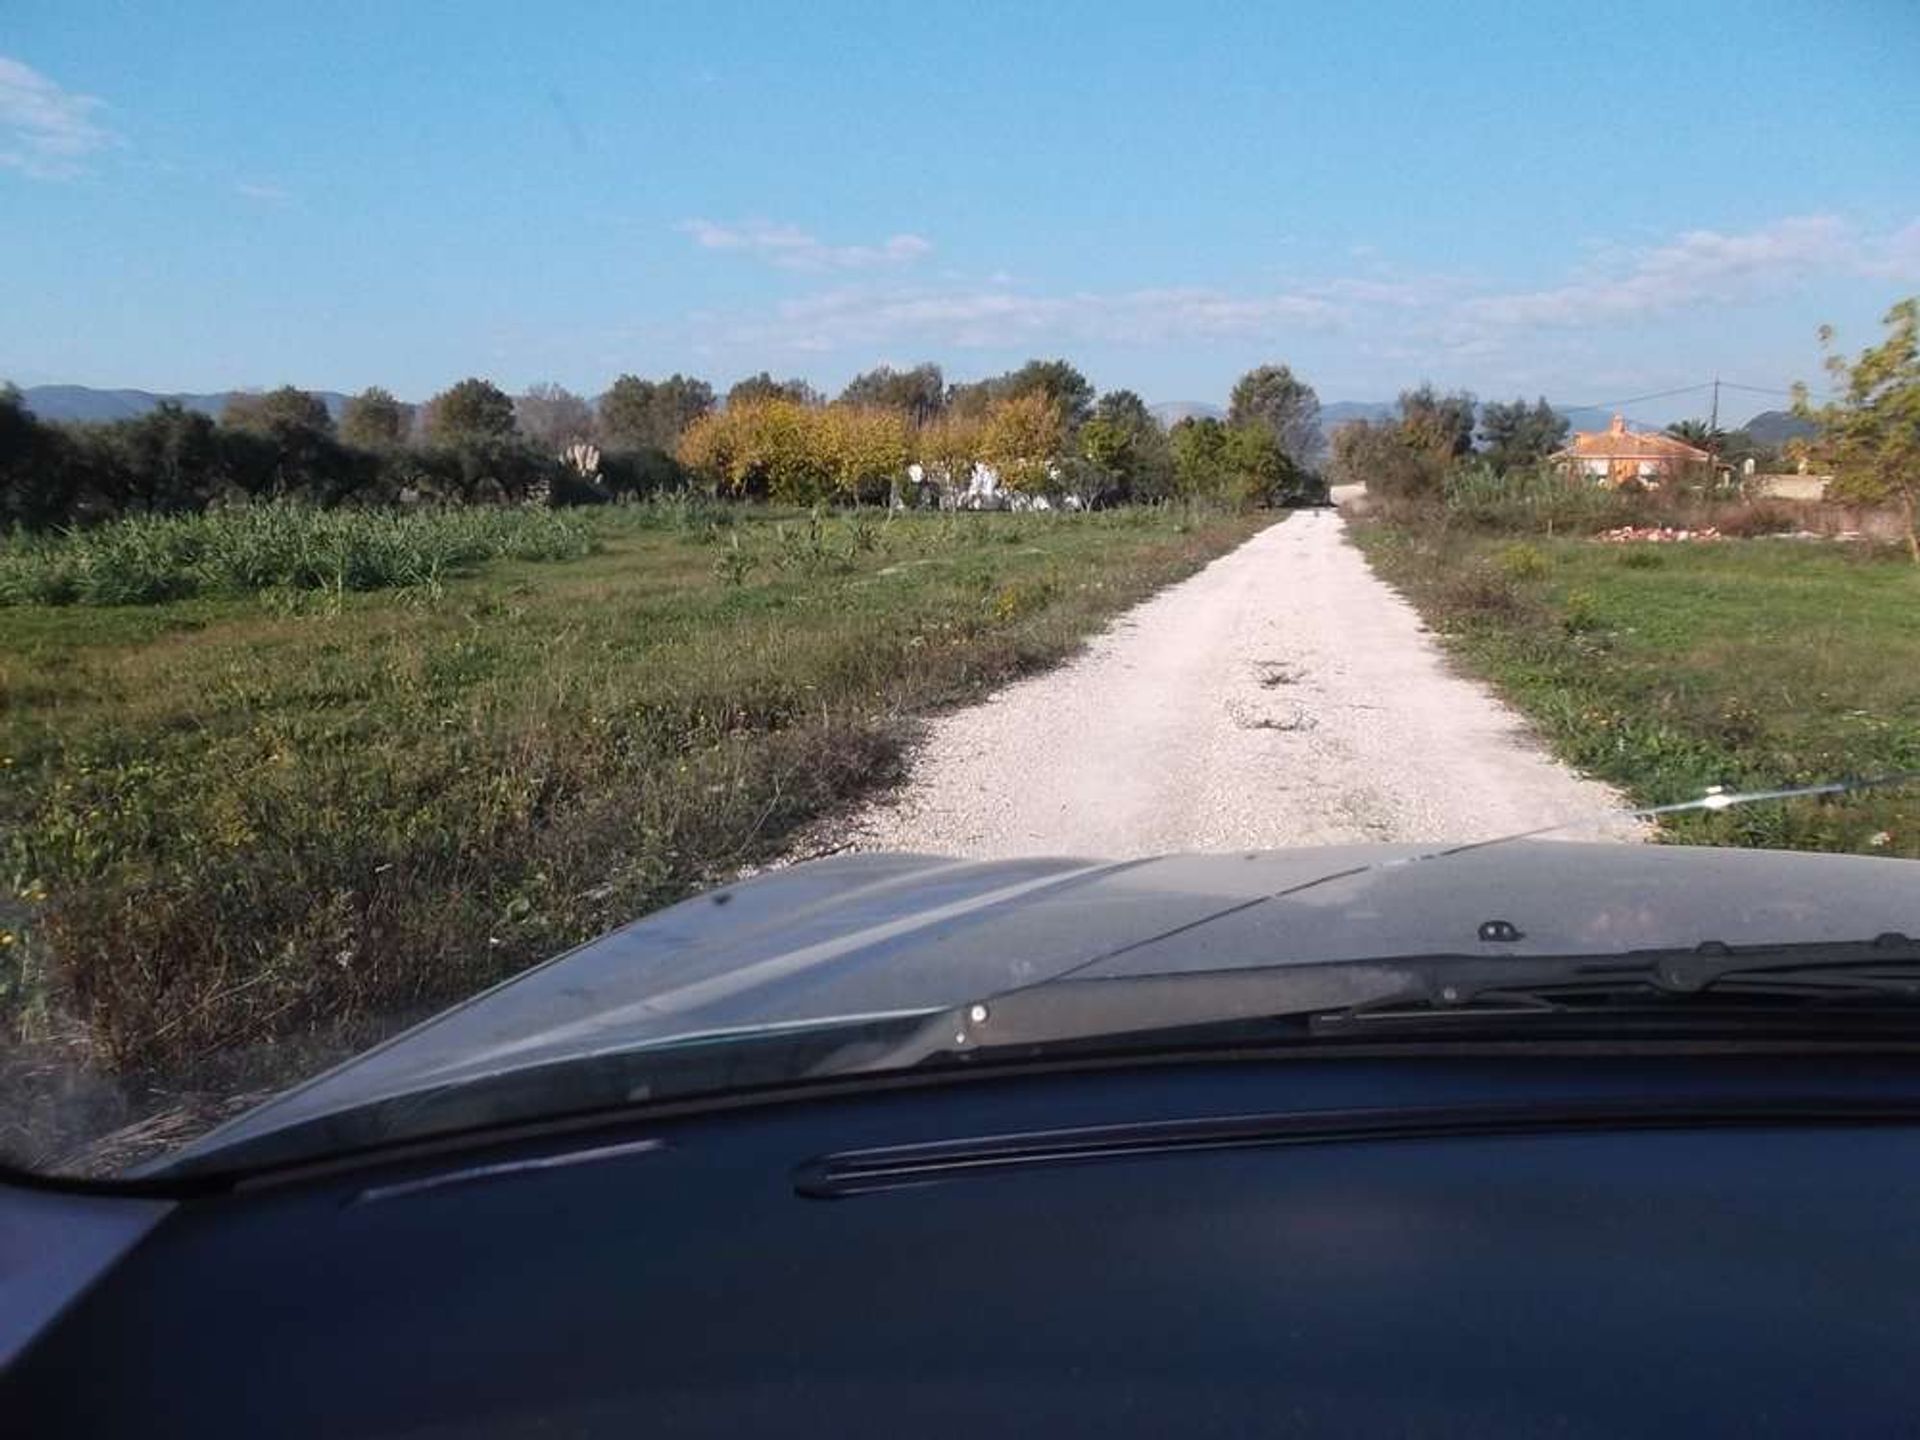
(0, 502, 1268, 1097)
(1355, 523, 1920, 857)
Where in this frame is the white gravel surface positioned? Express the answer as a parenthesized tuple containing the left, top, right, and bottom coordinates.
(831, 506, 1644, 859)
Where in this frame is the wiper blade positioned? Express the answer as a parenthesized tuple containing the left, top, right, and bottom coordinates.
(890, 934, 1920, 1065)
(1311, 934, 1920, 1035)
(1321, 951, 1920, 1032)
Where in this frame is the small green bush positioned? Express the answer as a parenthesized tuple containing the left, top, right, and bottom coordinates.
(0, 504, 595, 607)
(1496, 541, 1549, 581)
(1559, 587, 1604, 634)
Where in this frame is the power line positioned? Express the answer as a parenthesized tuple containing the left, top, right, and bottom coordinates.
(1567, 382, 1714, 412)
(1719, 380, 1838, 400)
(1555, 378, 1837, 422)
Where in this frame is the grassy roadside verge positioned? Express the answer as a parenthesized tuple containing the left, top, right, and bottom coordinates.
(1, 503, 1269, 1127)
(1351, 520, 1920, 857)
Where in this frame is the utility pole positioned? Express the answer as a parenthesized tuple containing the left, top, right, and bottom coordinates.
(1707, 376, 1722, 486)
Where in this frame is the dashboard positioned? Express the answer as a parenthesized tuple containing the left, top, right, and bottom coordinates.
(10, 1050, 1920, 1436)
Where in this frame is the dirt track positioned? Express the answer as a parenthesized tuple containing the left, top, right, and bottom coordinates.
(834, 506, 1643, 858)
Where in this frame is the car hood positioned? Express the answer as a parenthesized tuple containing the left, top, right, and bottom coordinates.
(171, 842, 1919, 1166)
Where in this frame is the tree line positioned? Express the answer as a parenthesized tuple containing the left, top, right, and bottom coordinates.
(1325, 387, 1817, 501)
(2, 359, 1330, 530)
(1324, 386, 1573, 499)
(0, 374, 713, 531)
(677, 362, 1323, 509)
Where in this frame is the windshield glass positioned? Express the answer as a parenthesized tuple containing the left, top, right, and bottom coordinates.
(4, 7, 1917, 1180)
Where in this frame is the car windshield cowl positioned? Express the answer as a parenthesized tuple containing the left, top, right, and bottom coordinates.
(150, 1008, 945, 1183)
(155, 932, 1920, 1185)
(892, 932, 1920, 1060)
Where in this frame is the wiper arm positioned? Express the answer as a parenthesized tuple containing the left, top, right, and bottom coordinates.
(1316, 935, 1920, 1034)
(889, 934, 1920, 1065)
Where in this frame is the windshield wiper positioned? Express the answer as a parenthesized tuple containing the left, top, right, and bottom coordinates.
(1314, 936, 1920, 1035)
(889, 934, 1920, 1065)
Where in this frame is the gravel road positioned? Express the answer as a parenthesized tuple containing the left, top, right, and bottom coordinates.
(834, 506, 1644, 858)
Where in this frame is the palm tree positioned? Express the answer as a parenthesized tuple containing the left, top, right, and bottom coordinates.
(1665, 418, 1726, 451)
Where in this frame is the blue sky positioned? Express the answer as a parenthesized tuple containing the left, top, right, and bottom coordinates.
(3, 0, 1917, 421)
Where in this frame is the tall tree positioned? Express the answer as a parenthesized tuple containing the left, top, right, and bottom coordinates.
(1001, 359, 1094, 428)
(1398, 383, 1477, 460)
(1796, 296, 1920, 562)
(727, 372, 823, 408)
(837, 363, 945, 424)
(1078, 389, 1173, 503)
(222, 386, 334, 438)
(219, 386, 349, 499)
(1228, 364, 1322, 468)
(979, 392, 1066, 492)
(515, 383, 595, 450)
(1478, 396, 1570, 472)
(820, 404, 912, 504)
(1, 384, 85, 529)
(424, 378, 517, 444)
(1327, 418, 1444, 499)
(339, 387, 411, 449)
(1168, 417, 1295, 509)
(912, 412, 986, 495)
(598, 373, 715, 451)
(943, 378, 999, 419)
(101, 403, 223, 514)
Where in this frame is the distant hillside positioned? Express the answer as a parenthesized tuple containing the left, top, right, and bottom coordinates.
(1739, 409, 1816, 446)
(18, 385, 350, 423)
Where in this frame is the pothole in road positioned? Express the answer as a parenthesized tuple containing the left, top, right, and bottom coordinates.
(1228, 700, 1318, 732)
(1254, 661, 1303, 688)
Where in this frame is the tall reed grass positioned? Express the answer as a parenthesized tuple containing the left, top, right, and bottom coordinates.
(0, 504, 595, 607)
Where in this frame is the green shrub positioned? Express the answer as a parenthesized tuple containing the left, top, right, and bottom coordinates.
(1496, 541, 1549, 581)
(0, 504, 595, 607)
(1559, 587, 1604, 634)
(1443, 463, 1627, 534)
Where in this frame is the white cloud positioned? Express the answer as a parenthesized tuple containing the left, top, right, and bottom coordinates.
(0, 55, 113, 179)
(678, 218, 933, 272)
(1859, 219, 1920, 282)
(234, 180, 290, 204)
(1310, 275, 1462, 308)
(1458, 215, 1851, 330)
(676, 213, 1913, 377)
(708, 282, 1342, 352)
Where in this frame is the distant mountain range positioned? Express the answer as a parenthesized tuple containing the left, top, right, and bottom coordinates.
(16, 385, 349, 423)
(15, 385, 1818, 450)
(1739, 409, 1816, 446)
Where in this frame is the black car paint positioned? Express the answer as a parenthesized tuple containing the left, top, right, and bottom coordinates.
(12, 1049, 1920, 1437)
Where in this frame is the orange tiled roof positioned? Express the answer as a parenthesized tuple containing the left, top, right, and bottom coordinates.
(1553, 414, 1710, 462)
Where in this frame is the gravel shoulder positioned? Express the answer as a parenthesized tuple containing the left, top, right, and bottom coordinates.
(828, 507, 1644, 859)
